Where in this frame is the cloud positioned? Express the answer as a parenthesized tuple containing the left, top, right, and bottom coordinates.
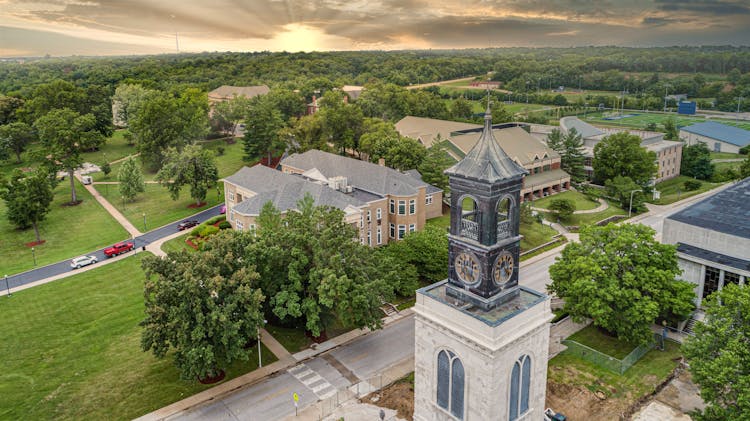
(0, 0, 749, 56)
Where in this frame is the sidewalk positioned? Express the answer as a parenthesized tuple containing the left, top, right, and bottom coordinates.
(136, 309, 415, 421)
(75, 172, 142, 237)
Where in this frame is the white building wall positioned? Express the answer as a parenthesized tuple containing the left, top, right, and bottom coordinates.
(679, 131, 742, 154)
(663, 219, 750, 261)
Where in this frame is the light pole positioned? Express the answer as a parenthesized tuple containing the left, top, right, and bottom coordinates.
(142, 213, 147, 232)
(4, 274, 10, 297)
(663, 84, 671, 112)
(258, 319, 267, 367)
(32, 247, 36, 266)
(526, 81, 530, 104)
(737, 96, 744, 121)
(628, 189, 643, 218)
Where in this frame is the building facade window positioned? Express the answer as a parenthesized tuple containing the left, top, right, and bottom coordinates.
(249, 224, 255, 231)
(367, 210, 371, 222)
(398, 224, 406, 239)
(398, 200, 406, 215)
(389, 223, 395, 239)
(426, 195, 433, 205)
(703, 266, 721, 300)
(409, 199, 416, 214)
(236, 220, 244, 231)
(230, 210, 235, 222)
(228, 191, 235, 201)
(409, 223, 416, 232)
(367, 231, 371, 246)
(436, 350, 464, 420)
(377, 208, 382, 220)
(724, 271, 741, 286)
(377, 228, 382, 244)
(509, 355, 531, 421)
(389, 199, 395, 214)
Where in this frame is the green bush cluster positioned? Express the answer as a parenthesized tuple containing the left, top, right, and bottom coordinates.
(683, 179, 702, 191)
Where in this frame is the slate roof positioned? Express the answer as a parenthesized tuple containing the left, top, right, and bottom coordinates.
(445, 110, 528, 183)
(560, 116, 605, 139)
(677, 243, 750, 272)
(395, 116, 481, 147)
(281, 150, 441, 196)
(226, 165, 365, 216)
(208, 85, 270, 100)
(680, 122, 750, 147)
(450, 126, 561, 167)
(667, 177, 750, 240)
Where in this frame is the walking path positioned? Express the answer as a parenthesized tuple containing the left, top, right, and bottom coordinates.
(711, 158, 745, 163)
(531, 197, 609, 215)
(93, 180, 161, 184)
(75, 172, 142, 237)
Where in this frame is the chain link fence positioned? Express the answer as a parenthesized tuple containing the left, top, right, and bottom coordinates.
(312, 370, 406, 420)
(561, 333, 660, 375)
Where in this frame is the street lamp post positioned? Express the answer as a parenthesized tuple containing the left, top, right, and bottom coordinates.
(258, 319, 268, 368)
(142, 213, 147, 232)
(32, 247, 36, 266)
(628, 189, 643, 218)
(4, 274, 10, 297)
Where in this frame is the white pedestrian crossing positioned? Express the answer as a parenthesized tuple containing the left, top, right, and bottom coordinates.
(287, 363, 337, 400)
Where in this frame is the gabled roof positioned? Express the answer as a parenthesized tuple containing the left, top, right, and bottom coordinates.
(208, 85, 270, 100)
(395, 116, 481, 147)
(680, 122, 750, 147)
(281, 150, 441, 196)
(445, 110, 528, 183)
(225, 165, 365, 216)
(667, 177, 750, 240)
(450, 126, 561, 166)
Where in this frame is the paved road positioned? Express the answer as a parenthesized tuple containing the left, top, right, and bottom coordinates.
(4, 205, 223, 291)
(170, 315, 416, 421)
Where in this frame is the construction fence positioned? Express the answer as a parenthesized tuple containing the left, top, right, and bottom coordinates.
(561, 332, 676, 375)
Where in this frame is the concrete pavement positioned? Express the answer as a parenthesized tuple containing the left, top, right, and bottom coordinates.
(76, 172, 142, 237)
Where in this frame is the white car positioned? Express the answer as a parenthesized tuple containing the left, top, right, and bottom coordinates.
(71, 255, 98, 269)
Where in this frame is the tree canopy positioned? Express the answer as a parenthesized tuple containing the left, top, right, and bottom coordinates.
(0, 168, 54, 243)
(243, 95, 285, 164)
(681, 143, 714, 180)
(156, 145, 218, 206)
(549, 223, 695, 344)
(141, 231, 265, 381)
(593, 132, 657, 187)
(118, 156, 145, 202)
(683, 284, 750, 421)
(0, 121, 35, 163)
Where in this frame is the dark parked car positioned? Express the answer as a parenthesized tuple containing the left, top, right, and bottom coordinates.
(178, 220, 199, 231)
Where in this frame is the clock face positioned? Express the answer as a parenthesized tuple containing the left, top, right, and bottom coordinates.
(454, 252, 481, 285)
(493, 251, 515, 286)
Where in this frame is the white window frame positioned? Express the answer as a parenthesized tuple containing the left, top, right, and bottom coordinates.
(228, 191, 235, 201)
(230, 210, 235, 222)
(376, 208, 382, 220)
(409, 223, 416, 232)
(426, 195, 433, 205)
(398, 224, 406, 239)
(367, 231, 371, 245)
(377, 228, 382, 244)
(398, 200, 406, 215)
(409, 199, 416, 215)
(389, 223, 395, 239)
(389, 199, 395, 214)
(367, 210, 371, 222)
(236, 220, 244, 231)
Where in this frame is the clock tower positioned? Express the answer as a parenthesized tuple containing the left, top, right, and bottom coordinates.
(413, 106, 552, 421)
(445, 107, 527, 307)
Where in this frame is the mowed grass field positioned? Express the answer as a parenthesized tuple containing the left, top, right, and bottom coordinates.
(0, 254, 277, 420)
(532, 191, 600, 211)
(0, 180, 129, 276)
(584, 111, 750, 131)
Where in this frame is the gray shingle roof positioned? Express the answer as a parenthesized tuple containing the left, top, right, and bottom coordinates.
(281, 150, 440, 196)
(668, 177, 750, 240)
(560, 116, 605, 139)
(680, 121, 750, 147)
(208, 85, 270, 100)
(445, 110, 528, 183)
(226, 165, 365, 216)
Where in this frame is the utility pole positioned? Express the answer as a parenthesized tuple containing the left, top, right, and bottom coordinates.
(663, 84, 671, 113)
(736, 96, 744, 121)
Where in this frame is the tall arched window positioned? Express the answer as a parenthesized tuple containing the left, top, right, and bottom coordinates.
(509, 354, 531, 420)
(459, 196, 479, 241)
(437, 350, 465, 419)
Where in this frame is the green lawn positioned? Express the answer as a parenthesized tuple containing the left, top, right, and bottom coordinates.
(567, 326, 639, 359)
(160, 232, 195, 254)
(650, 176, 724, 205)
(584, 111, 750, 131)
(94, 183, 225, 230)
(201, 138, 250, 178)
(714, 160, 744, 173)
(0, 180, 129, 276)
(562, 200, 627, 226)
(0, 254, 277, 420)
(548, 341, 681, 407)
(532, 191, 600, 211)
(710, 151, 744, 160)
(81, 130, 138, 166)
(264, 324, 313, 354)
(91, 157, 157, 182)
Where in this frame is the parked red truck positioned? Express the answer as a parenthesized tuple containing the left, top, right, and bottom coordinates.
(104, 242, 134, 257)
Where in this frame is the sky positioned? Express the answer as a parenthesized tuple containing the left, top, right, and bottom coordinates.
(1, 0, 750, 57)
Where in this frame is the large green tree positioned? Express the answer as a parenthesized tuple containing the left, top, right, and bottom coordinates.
(247, 196, 396, 337)
(379, 224, 447, 285)
(683, 284, 750, 421)
(318, 90, 365, 154)
(681, 143, 715, 180)
(548, 198, 576, 221)
(593, 132, 657, 187)
(359, 119, 426, 170)
(0, 168, 55, 243)
(418, 138, 455, 193)
(0, 121, 35, 163)
(112, 83, 153, 127)
(118, 156, 145, 202)
(211, 95, 251, 135)
(605, 175, 644, 211)
(141, 231, 265, 381)
(546, 128, 586, 182)
(34, 108, 104, 204)
(243, 95, 285, 164)
(549, 223, 695, 344)
(156, 145, 218, 206)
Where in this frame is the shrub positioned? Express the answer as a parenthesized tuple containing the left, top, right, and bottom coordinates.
(205, 215, 226, 225)
(199, 225, 220, 237)
(218, 221, 232, 229)
(216, 146, 225, 156)
(190, 225, 203, 237)
(683, 179, 702, 191)
(740, 145, 749, 155)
